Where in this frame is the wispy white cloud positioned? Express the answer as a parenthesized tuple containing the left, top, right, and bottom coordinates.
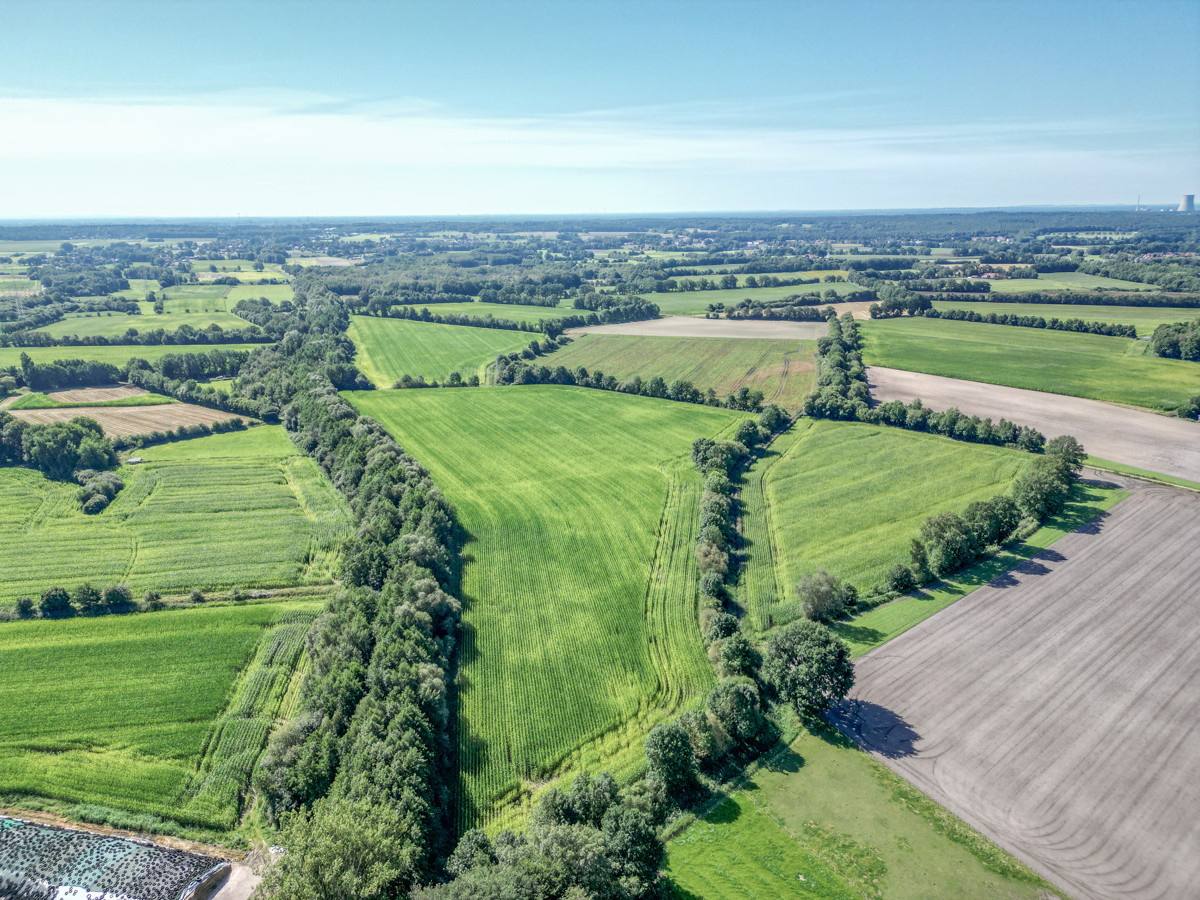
(0, 91, 1193, 215)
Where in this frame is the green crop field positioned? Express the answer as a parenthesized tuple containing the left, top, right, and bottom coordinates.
(650, 283, 862, 317)
(860, 317, 1200, 412)
(739, 419, 1028, 629)
(9, 391, 174, 410)
(225, 283, 294, 303)
(931, 300, 1199, 331)
(985, 272, 1155, 293)
(397, 299, 578, 322)
(0, 426, 350, 604)
(34, 310, 252, 339)
(346, 386, 748, 826)
(0, 600, 319, 833)
(545, 334, 817, 408)
(0, 344, 266, 370)
(667, 729, 1052, 900)
(347, 315, 536, 385)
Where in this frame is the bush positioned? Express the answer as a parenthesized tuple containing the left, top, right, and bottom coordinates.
(716, 631, 758, 678)
(884, 563, 915, 594)
(15, 596, 34, 618)
(72, 582, 102, 615)
(229, 585, 248, 602)
(189, 588, 205, 603)
(39, 586, 73, 617)
(698, 572, 725, 601)
(707, 677, 764, 745)
(101, 583, 133, 610)
(795, 569, 857, 622)
(703, 612, 739, 644)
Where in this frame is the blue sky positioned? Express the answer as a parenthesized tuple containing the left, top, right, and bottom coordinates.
(2, 0, 1197, 216)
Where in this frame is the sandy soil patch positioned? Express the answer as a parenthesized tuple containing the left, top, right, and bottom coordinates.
(44, 385, 149, 404)
(833, 478, 1200, 900)
(7, 402, 247, 438)
(867, 366, 1200, 483)
(569, 316, 829, 340)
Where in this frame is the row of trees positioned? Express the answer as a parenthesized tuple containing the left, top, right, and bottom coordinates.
(19, 582, 135, 619)
(492, 358, 766, 412)
(801, 315, 1048, 451)
(0, 412, 117, 482)
(3, 321, 270, 349)
(913, 307, 1138, 338)
(1150, 318, 1200, 361)
(12, 353, 121, 392)
(931, 290, 1200, 309)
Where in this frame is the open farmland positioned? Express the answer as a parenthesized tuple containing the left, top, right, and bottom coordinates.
(860, 316, 1200, 413)
(650, 282, 863, 316)
(8, 385, 173, 409)
(572, 315, 828, 340)
(545, 333, 816, 408)
(739, 419, 1029, 629)
(0, 426, 350, 602)
(835, 479, 1200, 900)
(867, 367, 1200, 483)
(396, 299, 578, 322)
(667, 731, 1052, 900)
(930, 299, 1199, 331)
(0, 600, 320, 833)
(6, 401, 247, 438)
(225, 283, 294, 303)
(347, 314, 534, 385)
(0, 344, 265, 369)
(33, 310, 253, 339)
(346, 386, 747, 826)
(984, 272, 1156, 293)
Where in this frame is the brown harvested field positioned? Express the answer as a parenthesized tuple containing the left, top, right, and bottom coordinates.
(833, 478, 1200, 900)
(7, 402, 247, 438)
(867, 366, 1200, 483)
(43, 385, 149, 404)
(569, 315, 828, 340)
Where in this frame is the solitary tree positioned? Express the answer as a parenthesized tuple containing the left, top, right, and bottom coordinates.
(644, 721, 695, 795)
(762, 620, 854, 718)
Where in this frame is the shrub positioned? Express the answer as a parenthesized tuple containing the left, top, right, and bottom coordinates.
(101, 583, 133, 610)
(39, 586, 73, 617)
(189, 588, 205, 603)
(707, 677, 764, 745)
(703, 612, 739, 644)
(884, 563, 915, 594)
(717, 631, 758, 678)
(644, 721, 696, 796)
(796, 569, 857, 622)
(698, 572, 725, 601)
(72, 582, 102, 615)
(15, 597, 34, 618)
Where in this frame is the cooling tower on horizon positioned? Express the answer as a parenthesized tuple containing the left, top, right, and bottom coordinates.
(1180, 194, 1195, 213)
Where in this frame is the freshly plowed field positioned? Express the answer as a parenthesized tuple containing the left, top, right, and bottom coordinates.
(43, 386, 148, 404)
(867, 366, 1200, 483)
(7, 402, 244, 438)
(834, 479, 1200, 900)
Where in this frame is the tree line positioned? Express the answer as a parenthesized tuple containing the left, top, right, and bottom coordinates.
(1150, 318, 1200, 361)
(908, 306, 1138, 338)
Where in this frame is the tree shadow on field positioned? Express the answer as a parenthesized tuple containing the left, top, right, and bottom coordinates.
(828, 699, 921, 759)
(989, 547, 1066, 587)
(830, 622, 887, 647)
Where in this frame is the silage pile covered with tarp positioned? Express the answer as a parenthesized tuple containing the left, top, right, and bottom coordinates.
(0, 816, 227, 900)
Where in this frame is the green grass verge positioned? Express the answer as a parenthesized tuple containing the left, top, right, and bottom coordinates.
(831, 477, 1127, 657)
(742, 419, 1029, 629)
(346, 386, 748, 827)
(667, 727, 1054, 900)
(544, 334, 817, 409)
(9, 391, 175, 410)
(347, 315, 536, 385)
(931, 300, 1198, 331)
(1083, 457, 1200, 492)
(860, 317, 1200, 413)
(0, 344, 266, 370)
(0, 600, 320, 836)
(0, 426, 350, 603)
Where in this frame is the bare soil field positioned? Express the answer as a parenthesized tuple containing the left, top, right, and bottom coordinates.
(867, 366, 1200, 483)
(44, 385, 149, 403)
(7, 402, 246, 438)
(833, 478, 1200, 900)
(570, 315, 829, 340)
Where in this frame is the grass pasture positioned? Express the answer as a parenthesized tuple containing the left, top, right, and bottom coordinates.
(740, 420, 1028, 629)
(397, 299, 578, 322)
(225, 283, 294, 304)
(346, 386, 747, 826)
(930, 299, 1198, 331)
(651, 283, 861, 317)
(545, 334, 817, 408)
(0, 426, 350, 603)
(860, 317, 1200, 412)
(347, 315, 535, 385)
(0, 344, 266, 370)
(984, 272, 1155, 293)
(8, 390, 173, 410)
(667, 728, 1052, 900)
(34, 310, 252, 339)
(0, 600, 320, 834)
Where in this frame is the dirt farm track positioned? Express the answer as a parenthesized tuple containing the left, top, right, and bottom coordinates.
(834, 477, 1200, 900)
(867, 366, 1200, 483)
